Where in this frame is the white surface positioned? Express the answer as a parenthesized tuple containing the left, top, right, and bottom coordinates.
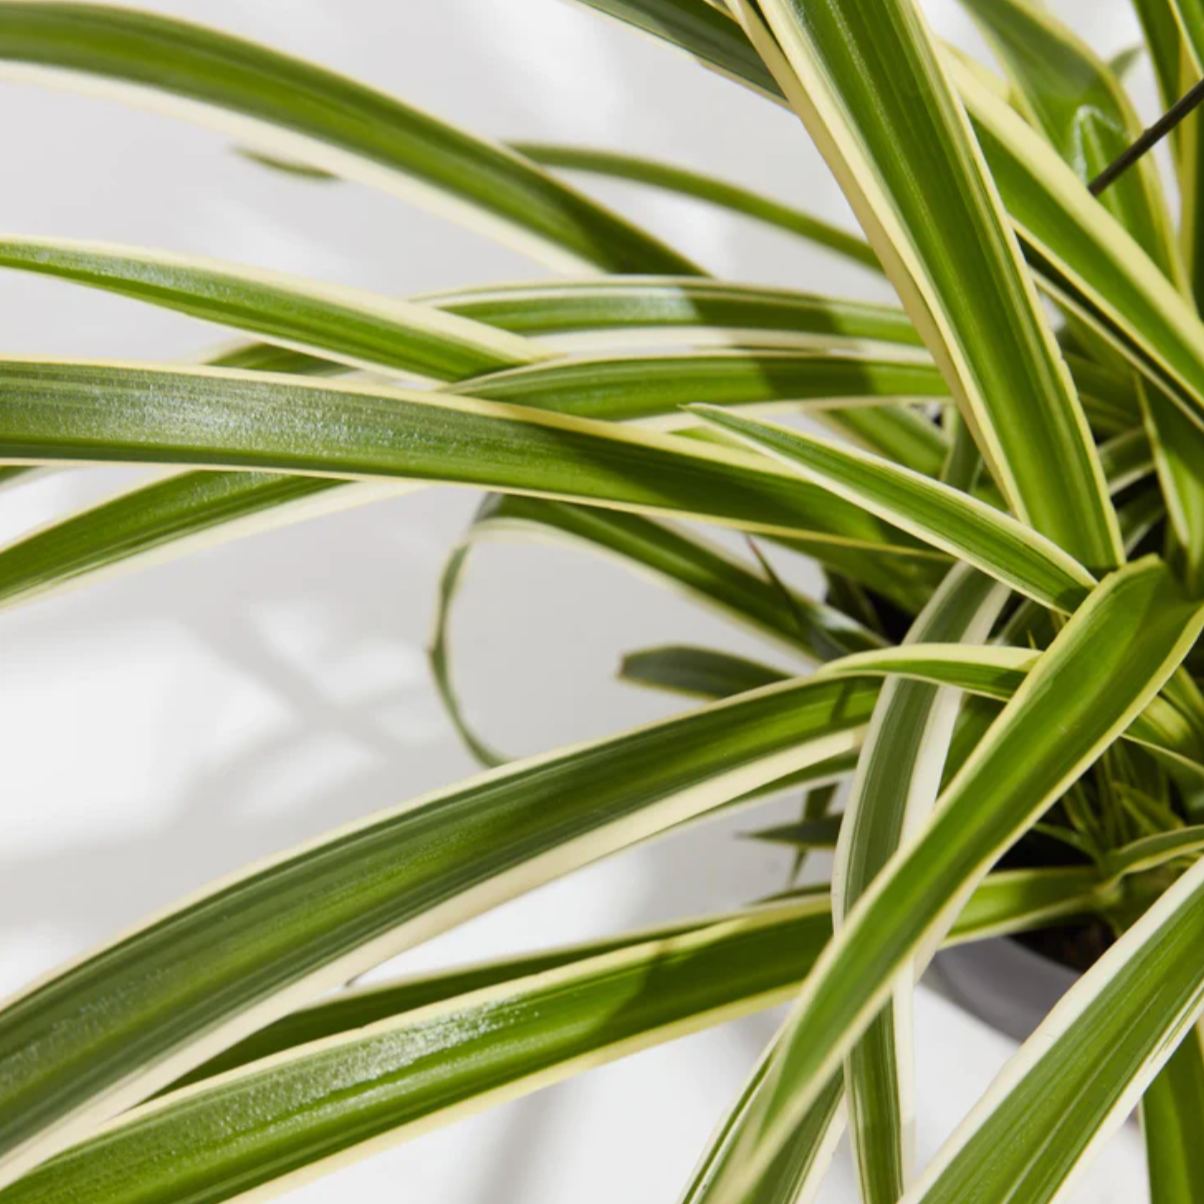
(0, 1, 1153, 1200)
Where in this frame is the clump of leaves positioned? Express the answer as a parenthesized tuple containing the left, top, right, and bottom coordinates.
(1, 2, 1204, 1203)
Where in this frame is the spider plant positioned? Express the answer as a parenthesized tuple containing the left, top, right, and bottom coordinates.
(2, 0, 1204, 1201)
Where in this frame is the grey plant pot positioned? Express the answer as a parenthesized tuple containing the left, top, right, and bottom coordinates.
(927, 938, 1080, 1043)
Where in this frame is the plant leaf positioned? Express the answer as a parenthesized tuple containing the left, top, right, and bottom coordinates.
(695, 557, 1204, 1201)
(515, 142, 880, 270)
(0, 236, 543, 379)
(692, 406, 1096, 611)
(0, 863, 1108, 1204)
(908, 856, 1204, 1204)
(727, 0, 1122, 567)
(956, 0, 1185, 290)
(0, 360, 940, 555)
(0, 671, 875, 1186)
(0, 4, 696, 273)
(834, 564, 1008, 1204)
(1142, 1025, 1204, 1204)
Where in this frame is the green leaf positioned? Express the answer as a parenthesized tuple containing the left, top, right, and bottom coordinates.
(910, 856, 1204, 1204)
(947, 57, 1204, 427)
(730, 0, 1122, 567)
(1139, 377, 1204, 596)
(567, 0, 780, 97)
(427, 495, 882, 765)
(834, 564, 1008, 1204)
(698, 557, 1204, 1201)
(0, 360, 939, 555)
(428, 276, 924, 348)
(0, 3, 694, 273)
(956, 0, 1185, 290)
(692, 406, 1097, 611)
(1103, 824, 1204, 878)
(1143, 1026, 1204, 1204)
(620, 645, 791, 699)
(569, 2, 1204, 439)
(0, 237, 543, 380)
(0, 672, 875, 1186)
(745, 815, 843, 849)
(0, 865, 1106, 1204)
(455, 348, 948, 424)
(515, 142, 880, 270)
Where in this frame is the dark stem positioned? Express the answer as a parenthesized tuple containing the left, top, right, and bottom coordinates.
(1090, 76, 1204, 195)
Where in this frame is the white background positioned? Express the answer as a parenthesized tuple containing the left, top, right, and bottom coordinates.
(0, 1, 1156, 1200)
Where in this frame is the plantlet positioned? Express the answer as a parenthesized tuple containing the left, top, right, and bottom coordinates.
(1, 2, 1204, 1203)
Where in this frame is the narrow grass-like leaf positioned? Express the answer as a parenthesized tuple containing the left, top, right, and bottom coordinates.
(1103, 825, 1204, 878)
(701, 558, 1204, 1201)
(621, 645, 790, 700)
(729, 0, 1122, 566)
(566, 0, 780, 97)
(0, 237, 543, 379)
(957, 0, 1185, 290)
(1143, 1026, 1204, 1204)
(692, 406, 1097, 611)
(947, 57, 1204, 425)
(0, 360, 939, 555)
(0, 4, 695, 273)
(515, 142, 880, 270)
(0, 672, 876, 1185)
(1140, 378, 1204, 596)
(456, 349, 947, 425)
(427, 495, 883, 764)
(428, 276, 924, 348)
(834, 565, 1008, 1204)
(908, 856, 1204, 1204)
(0, 862, 1109, 1204)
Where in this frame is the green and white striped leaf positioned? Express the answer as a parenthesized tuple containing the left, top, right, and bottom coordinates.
(567, 1, 1204, 433)
(1103, 824, 1204, 879)
(957, 0, 1185, 290)
(1142, 1025, 1204, 1204)
(692, 406, 1097, 611)
(1139, 378, 1204, 596)
(428, 276, 924, 349)
(456, 349, 947, 426)
(728, 0, 1122, 567)
(0, 237, 543, 380)
(947, 57, 1204, 425)
(621, 645, 791, 701)
(0, 360, 940, 554)
(0, 671, 876, 1186)
(834, 564, 1008, 1204)
(0, 864, 1109, 1204)
(696, 558, 1204, 1202)
(515, 142, 880, 270)
(907, 855, 1204, 1204)
(0, 4, 694, 273)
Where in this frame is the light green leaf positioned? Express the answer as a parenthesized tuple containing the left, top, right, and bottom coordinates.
(456, 349, 947, 425)
(515, 141, 880, 270)
(0, 360, 939, 554)
(692, 406, 1097, 611)
(1103, 824, 1204, 878)
(957, 0, 1185, 290)
(1143, 1025, 1204, 1204)
(0, 3, 694, 273)
(1139, 377, 1204, 596)
(428, 276, 924, 348)
(0, 671, 874, 1185)
(0, 864, 1107, 1204)
(834, 564, 1008, 1204)
(698, 557, 1204, 1201)
(728, 0, 1122, 567)
(0, 236, 543, 379)
(908, 856, 1204, 1204)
